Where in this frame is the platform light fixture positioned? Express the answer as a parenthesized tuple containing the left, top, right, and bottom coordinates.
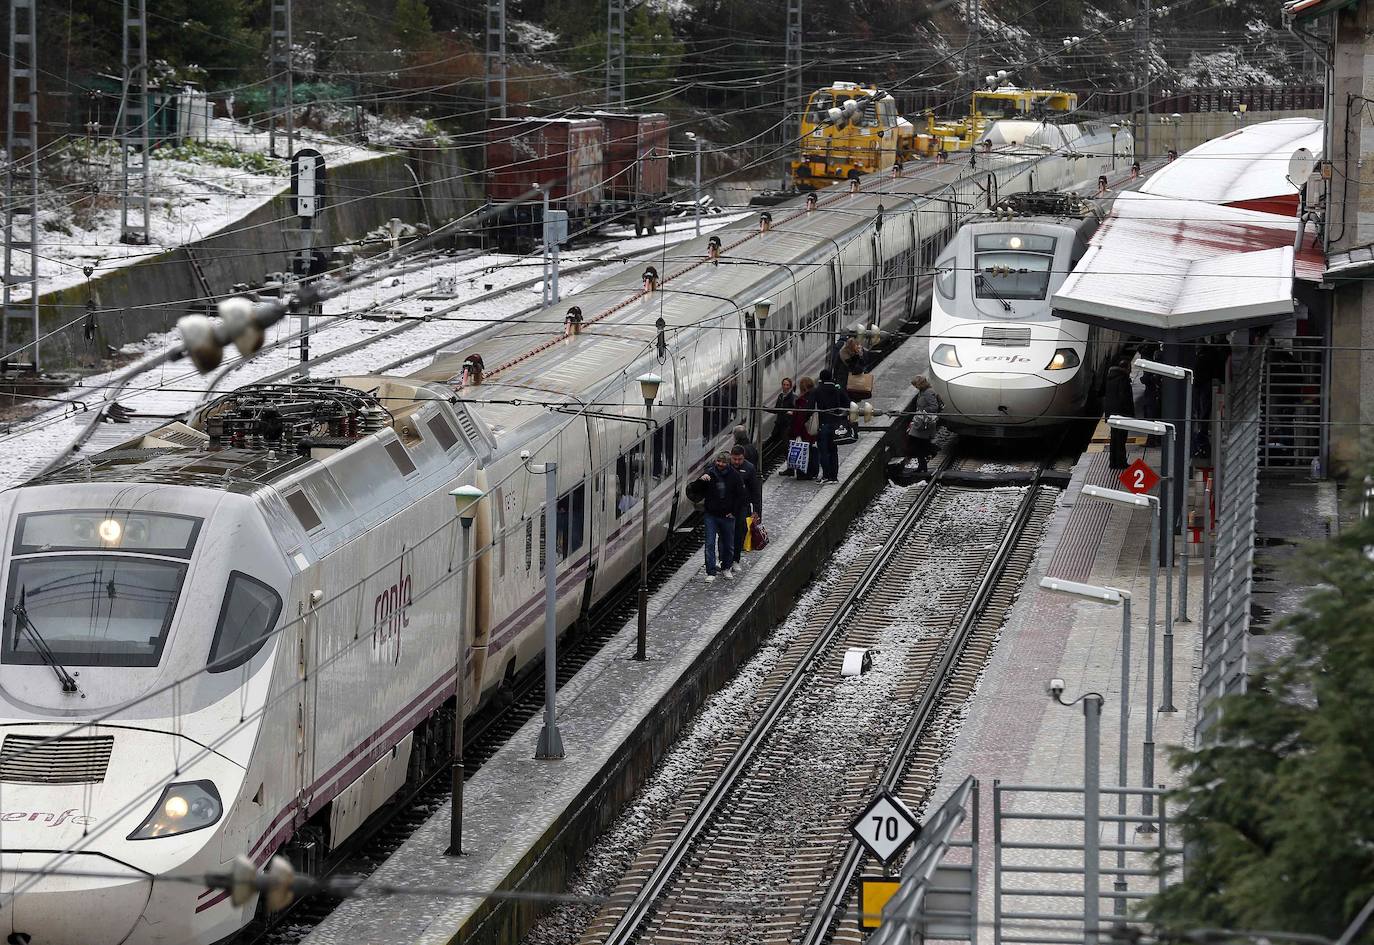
(1106, 415, 1166, 437)
(1047, 679, 1106, 945)
(447, 484, 484, 856)
(1039, 576, 1132, 918)
(1080, 484, 1164, 825)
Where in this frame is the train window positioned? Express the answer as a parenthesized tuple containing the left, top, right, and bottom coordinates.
(652, 418, 676, 479)
(615, 446, 643, 519)
(556, 485, 586, 560)
(14, 510, 202, 558)
(426, 415, 460, 452)
(974, 234, 1058, 301)
(385, 440, 417, 476)
(525, 520, 533, 572)
(286, 492, 323, 532)
(3, 554, 186, 668)
(935, 260, 957, 300)
(701, 375, 738, 441)
(207, 571, 283, 673)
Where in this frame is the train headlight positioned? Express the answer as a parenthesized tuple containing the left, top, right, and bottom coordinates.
(128, 781, 223, 840)
(932, 344, 961, 368)
(1046, 348, 1080, 371)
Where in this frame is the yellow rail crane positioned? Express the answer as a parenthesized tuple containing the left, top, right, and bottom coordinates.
(790, 82, 919, 190)
(915, 83, 1079, 156)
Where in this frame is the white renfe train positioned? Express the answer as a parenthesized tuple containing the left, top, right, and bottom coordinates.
(0, 130, 1115, 945)
(926, 190, 1124, 435)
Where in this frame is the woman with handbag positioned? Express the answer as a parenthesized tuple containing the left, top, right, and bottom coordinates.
(906, 374, 942, 477)
(786, 376, 820, 480)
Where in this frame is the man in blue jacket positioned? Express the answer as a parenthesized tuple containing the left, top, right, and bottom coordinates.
(699, 452, 744, 582)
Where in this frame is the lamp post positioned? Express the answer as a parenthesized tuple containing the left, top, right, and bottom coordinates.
(447, 484, 484, 856)
(1040, 577, 1131, 918)
(1109, 122, 1120, 170)
(635, 372, 662, 661)
(1107, 414, 1179, 712)
(1050, 681, 1106, 945)
(685, 132, 702, 237)
(1082, 485, 1160, 824)
(1135, 357, 1194, 627)
(749, 299, 771, 462)
(526, 455, 564, 760)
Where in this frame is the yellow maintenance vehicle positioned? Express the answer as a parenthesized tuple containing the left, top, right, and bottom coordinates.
(915, 85, 1079, 156)
(789, 82, 919, 190)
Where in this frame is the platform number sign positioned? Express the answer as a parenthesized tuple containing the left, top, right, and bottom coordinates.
(849, 789, 921, 866)
(1119, 458, 1160, 495)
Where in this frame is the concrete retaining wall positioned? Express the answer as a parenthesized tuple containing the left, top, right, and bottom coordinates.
(31, 148, 481, 372)
(1138, 109, 1322, 157)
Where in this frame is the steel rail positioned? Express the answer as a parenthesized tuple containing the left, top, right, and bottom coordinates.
(598, 457, 958, 945)
(799, 462, 1051, 944)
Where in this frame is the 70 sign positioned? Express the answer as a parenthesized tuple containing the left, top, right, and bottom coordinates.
(849, 789, 922, 866)
(1119, 458, 1160, 495)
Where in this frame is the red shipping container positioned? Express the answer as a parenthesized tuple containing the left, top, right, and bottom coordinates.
(590, 112, 669, 202)
(485, 118, 604, 209)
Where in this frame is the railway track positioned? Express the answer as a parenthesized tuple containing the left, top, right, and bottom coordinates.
(569, 457, 1064, 945)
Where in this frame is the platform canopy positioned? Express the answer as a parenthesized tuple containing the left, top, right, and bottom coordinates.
(1052, 117, 1326, 339)
(1140, 116, 1323, 216)
(1052, 190, 1322, 337)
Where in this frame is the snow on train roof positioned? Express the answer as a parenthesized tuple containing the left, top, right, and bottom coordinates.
(1052, 190, 1318, 335)
(1139, 116, 1322, 215)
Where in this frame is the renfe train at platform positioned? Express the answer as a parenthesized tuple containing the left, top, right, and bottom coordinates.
(928, 190, 1122, 435)
(0, 124, 1124, 945)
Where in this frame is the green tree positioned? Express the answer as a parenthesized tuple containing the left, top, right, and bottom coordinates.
(393, 0, 436, 51)
(1148, 516, 1374, 942)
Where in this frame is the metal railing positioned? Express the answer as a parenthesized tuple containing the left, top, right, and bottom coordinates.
(872, 777, 979, 944)
(1196, 341, 1265, 742)
(993, 782, 1181, 945)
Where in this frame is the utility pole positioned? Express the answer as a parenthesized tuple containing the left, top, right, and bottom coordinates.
(964, 0, 980, 102)
(606, 0, 625, 108)
(485, 0, 507, 119)
(785, 0, 803, 142)
(269, 0, 294, 159)
(3, 0, 39, 368)
(1136, 0, 1151, 159)
(118, 0, 150, 247)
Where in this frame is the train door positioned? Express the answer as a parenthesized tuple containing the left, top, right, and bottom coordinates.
(868, 233, 881, 326)
(293, 561, 322, 839)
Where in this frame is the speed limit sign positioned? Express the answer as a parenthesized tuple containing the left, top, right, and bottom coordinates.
(849, 789, 921, 865)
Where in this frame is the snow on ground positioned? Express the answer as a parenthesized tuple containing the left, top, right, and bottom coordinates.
(509, 19, 560, 51)
(0, 210, 752, 491)
(24, 118, 384, 300)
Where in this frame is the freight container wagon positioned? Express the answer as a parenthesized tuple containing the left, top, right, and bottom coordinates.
(484, 117, 605, 251)
(579, 111, 670, 236)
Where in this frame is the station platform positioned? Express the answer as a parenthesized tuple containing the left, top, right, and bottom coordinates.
(929, 439, 1334, 942)
(303, 341, 930, 945)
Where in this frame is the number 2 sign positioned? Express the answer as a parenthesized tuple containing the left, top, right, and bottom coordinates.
(849, 789, 922, 866)
(1119, 458, 1160, 495)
